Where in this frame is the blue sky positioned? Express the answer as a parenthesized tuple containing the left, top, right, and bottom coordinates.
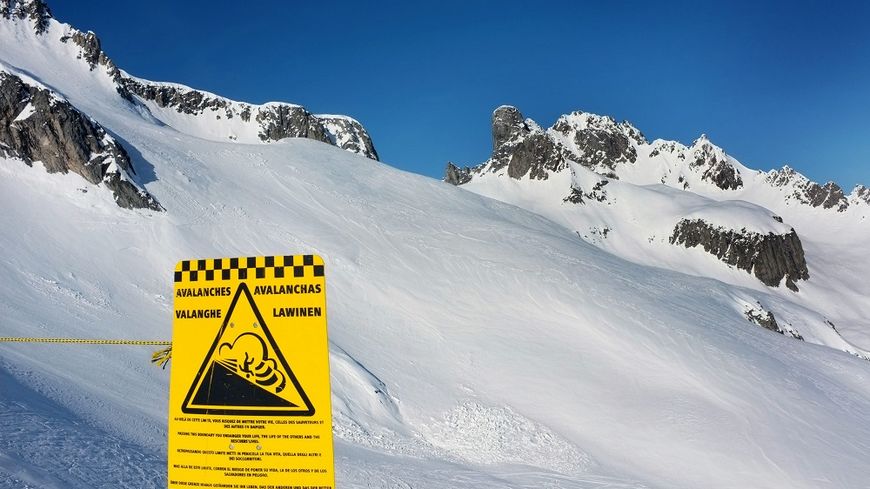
(52, 1, 870, 188)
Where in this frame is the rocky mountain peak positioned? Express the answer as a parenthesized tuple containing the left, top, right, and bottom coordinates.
(483, 106, 570, 180)
(492, 105, 532, 149)
(851, 185, 870, 206)
(549, 111, 643, 174)
(553, 111, 647, 146)
(0, 0, 51, 34)
(688, 134, 743, 190)
(767, 165, 849, 211)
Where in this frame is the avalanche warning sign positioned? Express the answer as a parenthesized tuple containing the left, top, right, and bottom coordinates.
(168, 255, 334, 489)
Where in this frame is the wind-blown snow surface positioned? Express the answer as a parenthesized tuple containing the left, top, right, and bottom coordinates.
(2, 15, 870, 489)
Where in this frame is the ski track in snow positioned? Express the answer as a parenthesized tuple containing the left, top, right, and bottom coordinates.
(0, 365, 165, 488)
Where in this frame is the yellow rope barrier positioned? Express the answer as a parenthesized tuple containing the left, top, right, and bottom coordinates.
(0, 337, 172, 369)
(0, 337, 170, 345)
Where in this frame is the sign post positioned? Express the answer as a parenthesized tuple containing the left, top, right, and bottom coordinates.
(168, 254, 334, 489)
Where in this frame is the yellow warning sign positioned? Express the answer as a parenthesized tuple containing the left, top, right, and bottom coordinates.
(168, 255, 334, 489)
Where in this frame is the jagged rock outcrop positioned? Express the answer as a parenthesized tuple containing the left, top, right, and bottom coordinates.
(549, 112, 644, 172)
(670, 219, 809, 291)
(486, 107, 571, 180)
(690, 135, 743, 190)
(0, 0, 50, 34)
(464, 106, 572, 181)
(318, 116, 379, 160)
(502, 132, 571, 180)
(745, 306, 780, 333)
(492, 105, 530, 148)
(0, 71, 161, 210)
(444, 162, 471, 186)
(767, 166, 849, 211)
(255, 105, 330, 143)
(563, 180, 610, 205)
(742, 301, 804, 340)
(852, 185, 870, 206)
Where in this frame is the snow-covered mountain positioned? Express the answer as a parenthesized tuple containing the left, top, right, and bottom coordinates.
(1, 0, 378, 165)
(448, 105, 870, 354)
(2, 2, 870, 489)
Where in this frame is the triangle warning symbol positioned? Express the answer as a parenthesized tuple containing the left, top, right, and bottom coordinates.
(181, 283, 315, 416)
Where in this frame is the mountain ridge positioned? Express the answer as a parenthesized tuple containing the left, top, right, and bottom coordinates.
(449, 105, 867, 210)
(449, 105, 870, 355)
(1, 0, 379, 159)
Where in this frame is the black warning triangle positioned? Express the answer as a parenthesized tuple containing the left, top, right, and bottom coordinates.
(191, 362, 297, 408)
(181, 283, 315, 416)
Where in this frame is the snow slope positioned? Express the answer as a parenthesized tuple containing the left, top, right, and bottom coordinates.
(2, 7, 870, 489)
(460, 108, 870, 352)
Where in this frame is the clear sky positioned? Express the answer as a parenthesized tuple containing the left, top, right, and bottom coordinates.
(51, 0, 870, 188)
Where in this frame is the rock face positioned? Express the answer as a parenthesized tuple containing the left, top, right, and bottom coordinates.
(0, 71, 161, 210)
(549, 112, 644, 173)
(742, 301, 804, 340)
(488, 107, 570, 180)
(767, 166, 849, 211)
(502, 132, 571, 180)
(690, 135, 743, 190)
(317, 115, 379, 160)
(670, 219, 809, 291)
(745, 306, 780, 333)
(448, 106, 572, 183)
(563, 180, 610, 205)
(444, 162, 471, 186)
(852, 185, 870, 206)
(255, 105, 330, 143)
(492, 105, 530, 149)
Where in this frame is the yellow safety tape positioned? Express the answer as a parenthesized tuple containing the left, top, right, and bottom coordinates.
(0, 337, 173, 369)
(0, 337, 170, 345)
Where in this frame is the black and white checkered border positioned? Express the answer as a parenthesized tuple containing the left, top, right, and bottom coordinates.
(174, 255, 324, 282)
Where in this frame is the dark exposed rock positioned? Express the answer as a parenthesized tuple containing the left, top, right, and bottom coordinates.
(492, 105, 530, 149)
(690, 136, 743, 190)
(444, 162, 471, 186)
(564, 187, 585, 204)
(564, 180, 610, 205)
(1, 0, 51, 34)
(503, 132, 570, 180)
(255, 105, 330, 143)
(65, 30, 119, 74)
(767, 166, 849, 211)
(550, 113, 640, 171)
(318, 115, 379, 160)
(0, 71, 161, 210)
(119, 78, 230, 115)
(743, 302, 804, 340)
(853, 185, 870, 205)
(806, 181, 847, 210)
(479, 106, 571, 180)
(670, 219, 809, 291)
(745, 306, 780, 333)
